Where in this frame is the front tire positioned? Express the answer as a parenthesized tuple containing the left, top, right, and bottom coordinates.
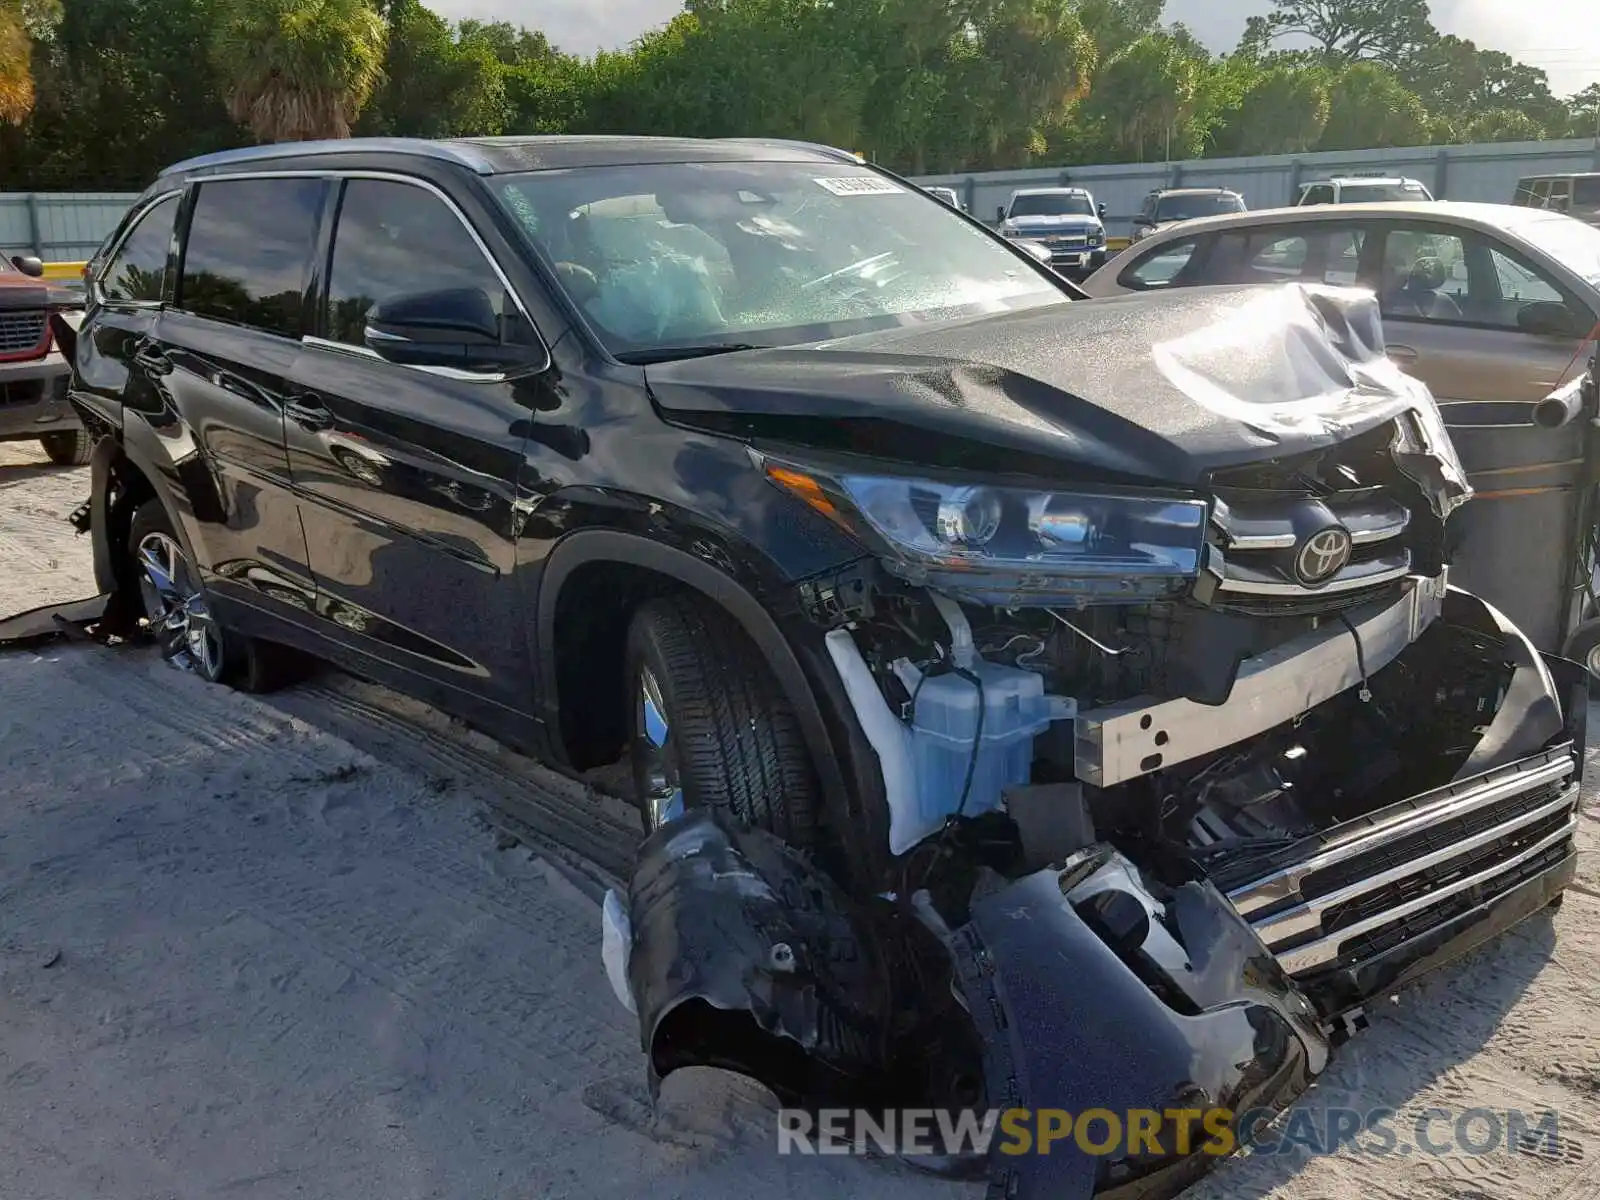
(625, 594, 821, 848)
(40, 428, 92, 466)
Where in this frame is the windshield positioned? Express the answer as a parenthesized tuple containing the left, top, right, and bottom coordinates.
(1517, 213, 1600, 287)
(1341, 183, 1430, 204)
(1155, 193, 1245, 221)
(1008, 193, 1094, 218)
(490, 161, 1066, 359)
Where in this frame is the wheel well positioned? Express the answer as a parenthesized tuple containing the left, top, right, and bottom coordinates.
(551, 560, 683, 770)
(103, 447, 157, 593)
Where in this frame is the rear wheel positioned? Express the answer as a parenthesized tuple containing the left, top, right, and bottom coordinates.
(40, 429, 92, 466)
(625, 594, 821, 848)
(128, 499, 305, 691)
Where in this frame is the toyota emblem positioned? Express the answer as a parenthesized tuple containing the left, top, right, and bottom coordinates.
(1294, 527, 1353, 585)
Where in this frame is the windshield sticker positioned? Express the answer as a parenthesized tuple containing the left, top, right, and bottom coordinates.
(815, 176, 904, 197)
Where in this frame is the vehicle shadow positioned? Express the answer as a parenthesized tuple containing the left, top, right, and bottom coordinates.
(1188, 904, 1564, 1197)
(0, 462, 78, 488)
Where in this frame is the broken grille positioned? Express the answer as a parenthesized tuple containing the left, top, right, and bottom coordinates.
(1223, 751, 1579, 976)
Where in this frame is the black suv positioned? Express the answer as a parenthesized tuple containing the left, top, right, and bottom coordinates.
(63, 136, 1583, 1199)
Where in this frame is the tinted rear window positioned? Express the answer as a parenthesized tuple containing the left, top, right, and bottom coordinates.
(1576, 177, 1600, 208)
(179, 178, 325, 337)
(1341, 183, 1429, 203)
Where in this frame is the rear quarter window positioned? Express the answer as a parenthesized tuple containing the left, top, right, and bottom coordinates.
(1118, 238, 1202, 290)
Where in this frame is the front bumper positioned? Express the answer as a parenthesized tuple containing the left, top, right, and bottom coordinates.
(0, 354, 77, 439)
(617, 587, 1582, 1199)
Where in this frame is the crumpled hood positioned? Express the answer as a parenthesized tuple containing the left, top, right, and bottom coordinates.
(647, 283, 1471, 491)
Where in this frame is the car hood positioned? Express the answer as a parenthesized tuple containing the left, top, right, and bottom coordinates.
(1003, 214, 1101, 233)
(646, 283, 1469, 491)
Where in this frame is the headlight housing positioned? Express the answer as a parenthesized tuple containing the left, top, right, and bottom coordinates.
(1088, 227, 1105, 245)
(764, 458, 1209, 607)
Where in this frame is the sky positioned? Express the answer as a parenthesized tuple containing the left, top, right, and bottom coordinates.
(430, 0, 1600, 97)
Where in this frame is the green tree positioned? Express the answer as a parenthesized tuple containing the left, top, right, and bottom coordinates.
(360, 0, 507, 138)
(1463, 107, 1548, 144)
(211, 0, 387, 142)
(1075, 0, 1163, 59)
(1213, 63, 1330, 155)
(3, 0, 238, 190)
(1403, 35, 1564, 136)
(1081, 31, 1202, 161)
(1316, 61, 1429, 150)
(1569, 84, 1600, 139)
(1242, 0, 1435, 69)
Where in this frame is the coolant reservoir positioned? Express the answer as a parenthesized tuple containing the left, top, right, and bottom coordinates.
(908, 659, 1055, 827)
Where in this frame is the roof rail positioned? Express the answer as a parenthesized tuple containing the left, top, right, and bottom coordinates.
(160, 138, 497, 178)
(717, 137, 864, 164)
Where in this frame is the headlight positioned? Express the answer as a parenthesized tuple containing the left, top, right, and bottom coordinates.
(1001, 227, 1023, 238)
(764, 458, 1208, 606)
(1088, 228, 1105, 245)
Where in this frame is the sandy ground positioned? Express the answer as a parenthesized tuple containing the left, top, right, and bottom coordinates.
(5, 438, 1600, 1200)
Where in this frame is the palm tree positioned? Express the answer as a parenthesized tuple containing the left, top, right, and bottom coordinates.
(211, 0, 387, 142)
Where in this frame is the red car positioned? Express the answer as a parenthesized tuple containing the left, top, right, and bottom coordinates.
(1, 249, 88, 464)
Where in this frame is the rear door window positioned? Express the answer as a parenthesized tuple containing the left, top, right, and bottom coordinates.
(100, 193, 179, 304)
(178, 178, 326, 338)
(1575, 177, 1600, 208)
(1380, 226, 1571, 329)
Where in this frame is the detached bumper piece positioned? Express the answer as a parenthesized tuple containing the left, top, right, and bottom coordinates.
(624, 811, 1328, 1200)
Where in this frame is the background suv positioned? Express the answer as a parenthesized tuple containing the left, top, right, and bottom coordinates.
(1295, 175, 1434, 205)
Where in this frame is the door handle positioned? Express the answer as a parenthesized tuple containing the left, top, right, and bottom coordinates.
(284, 394, 334, 432)
(132, 343, 173, 376)
(1387, 344, 1419, 366)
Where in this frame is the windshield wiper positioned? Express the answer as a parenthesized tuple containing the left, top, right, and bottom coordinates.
(616, 343, 762, 365)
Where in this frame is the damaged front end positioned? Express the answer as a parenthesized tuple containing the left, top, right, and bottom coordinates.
(613, 285, 1586, 1197)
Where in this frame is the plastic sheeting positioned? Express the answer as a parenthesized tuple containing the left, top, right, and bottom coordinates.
(1151, 284, 1471, 516)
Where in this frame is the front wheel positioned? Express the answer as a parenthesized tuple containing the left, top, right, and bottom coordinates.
(625, 594, 821, 848)
(1562, 617, 1600, 690)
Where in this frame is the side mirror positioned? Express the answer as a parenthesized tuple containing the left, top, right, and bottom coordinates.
(1097, 203, 1108, 220)
(1518, 301, 1592, 340)
(11, 254, 44, 278)
(364, 287, 539, 374)
(996, 205, 1007, 224)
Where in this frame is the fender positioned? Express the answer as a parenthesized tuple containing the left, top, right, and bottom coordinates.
(534, 528, 889, 891)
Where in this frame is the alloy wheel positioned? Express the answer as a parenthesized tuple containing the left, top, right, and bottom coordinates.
(636, 667, 685, 830)
(1587, 642, 1600, 684)
(136, 531, 226, 680)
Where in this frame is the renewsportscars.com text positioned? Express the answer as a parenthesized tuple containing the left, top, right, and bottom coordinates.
(777, 1106, 1564, 1159)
